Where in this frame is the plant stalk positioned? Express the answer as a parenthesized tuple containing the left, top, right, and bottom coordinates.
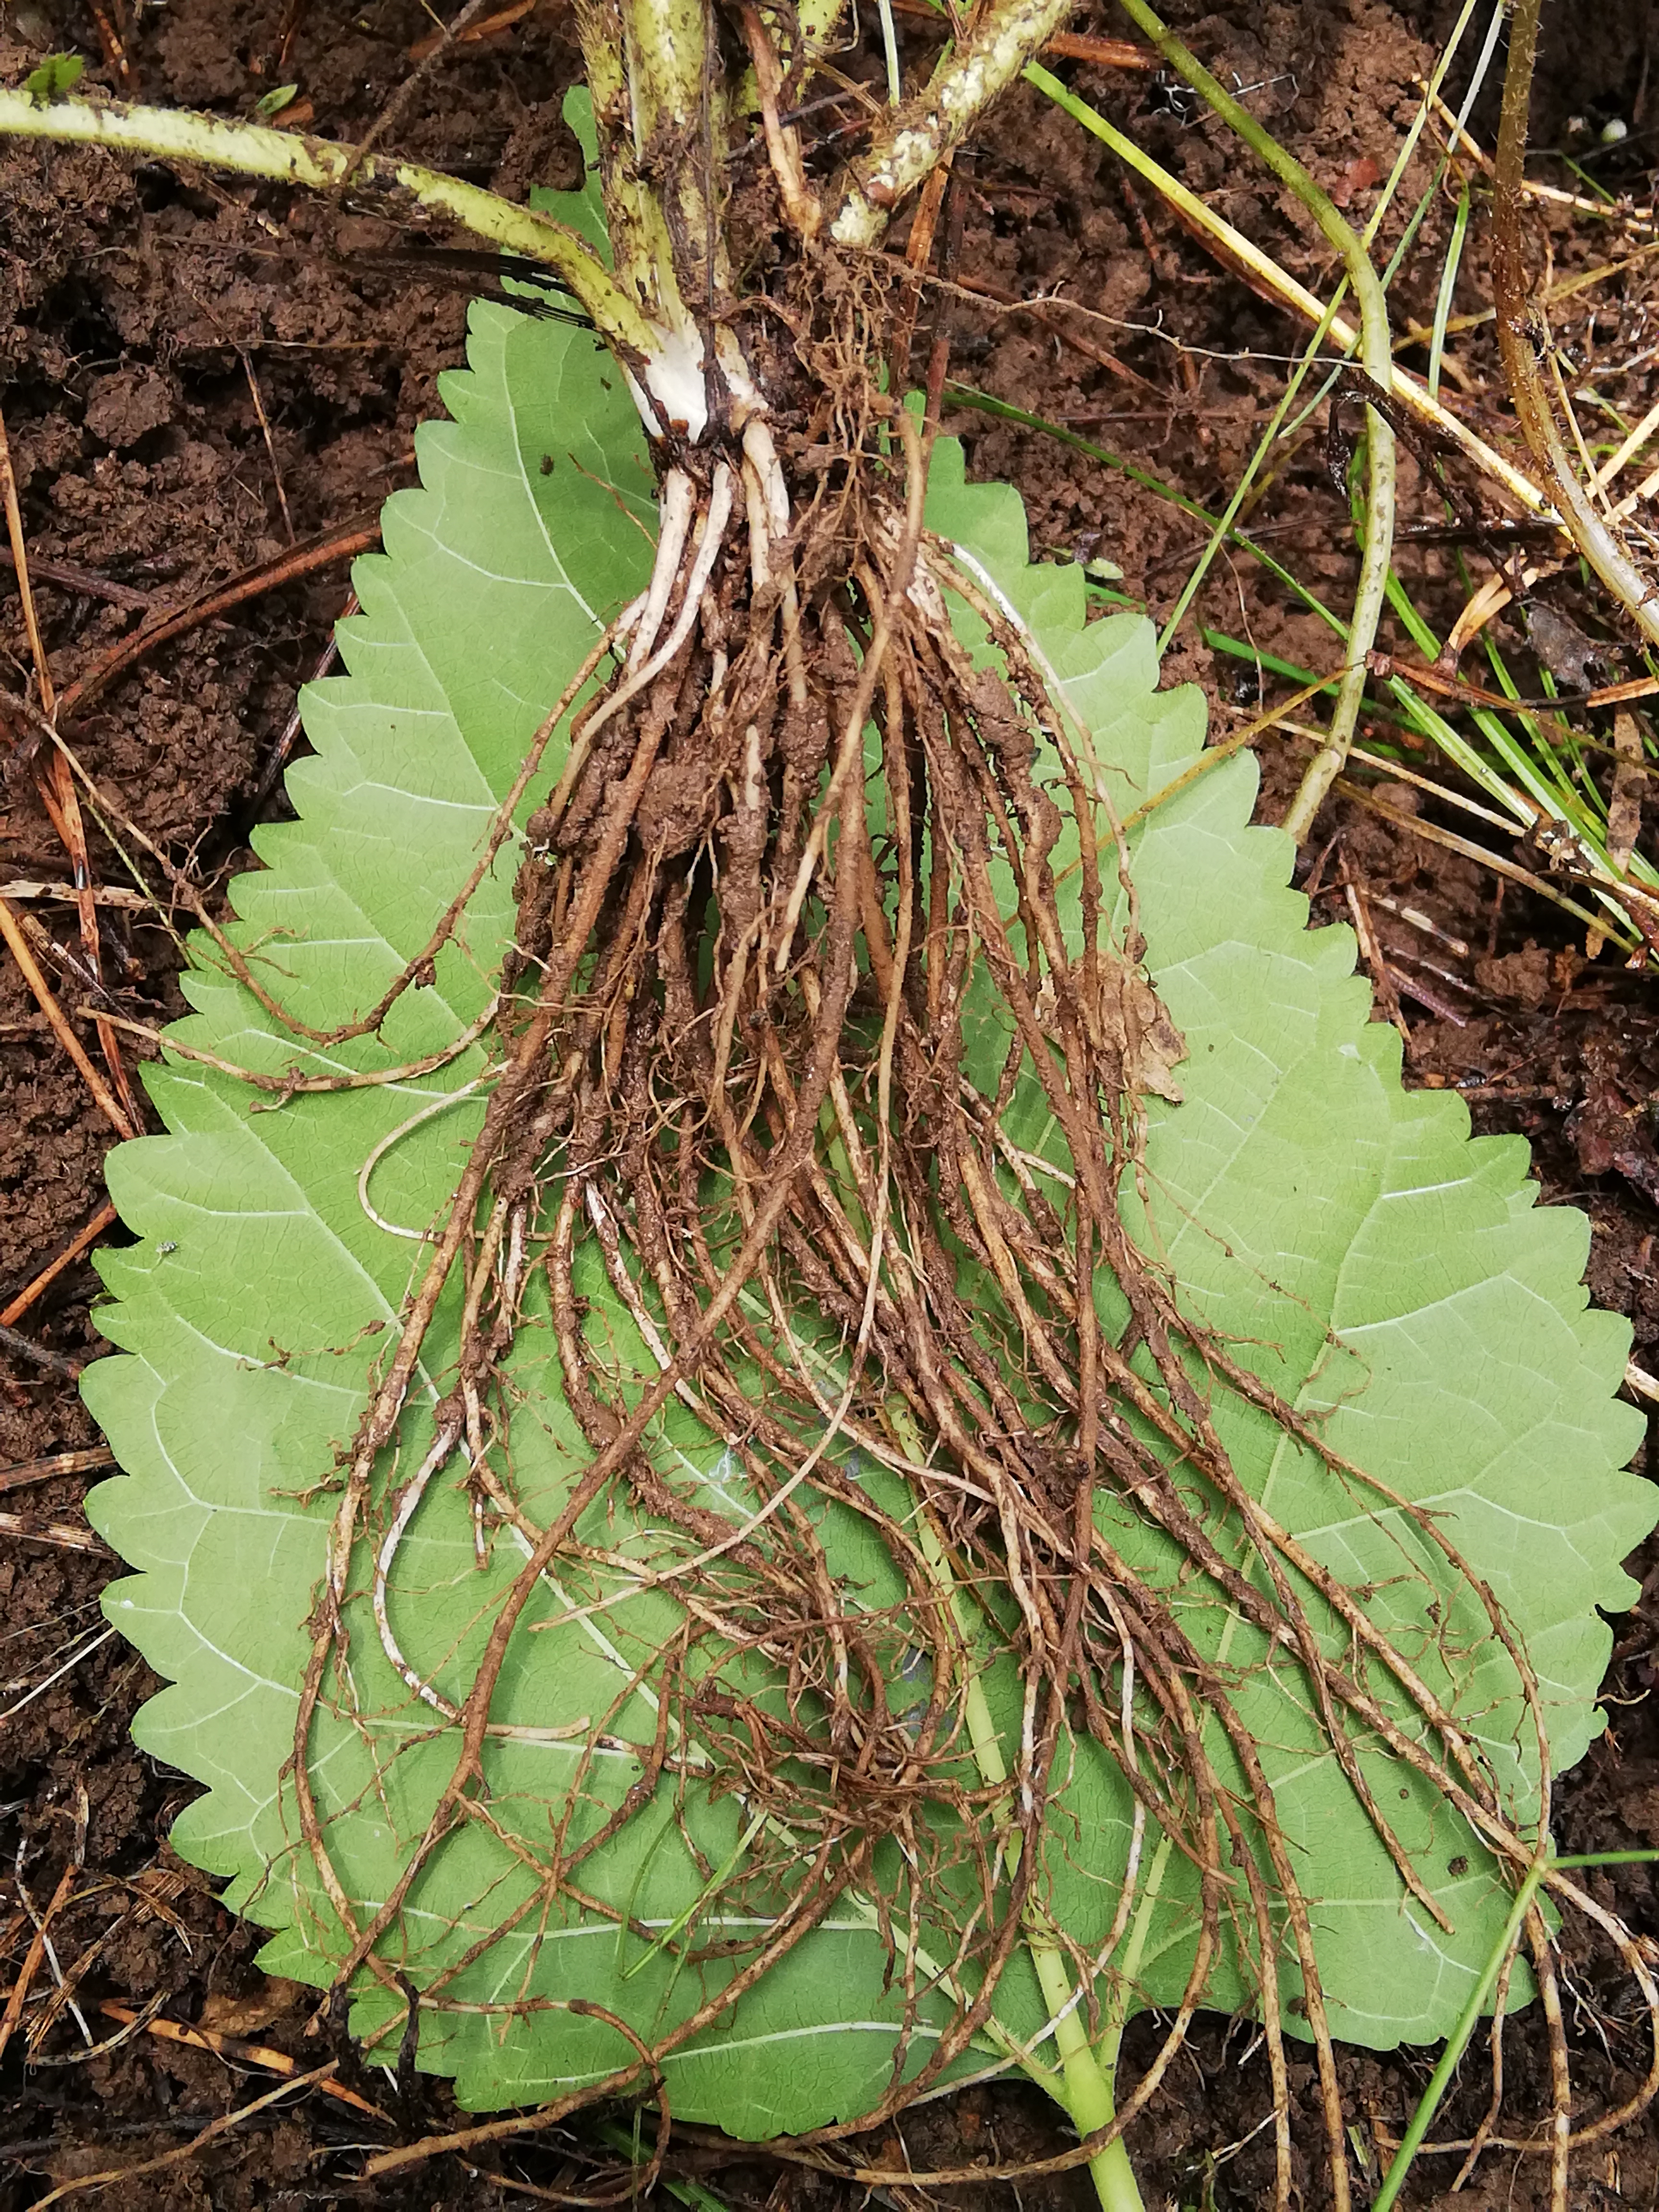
(617, 0, 723, 313)
(1369, 1858, 1546, 2212)
(906, 1477, 1146, 2212)
(829, 0, 1078, 245)
(1371, 1845, 1659, 2211)
(575, 0, 689, 327)
(1491, 0, 1659, 651)
(0, 91, 657, 363)
(1159, 0, 1483, 649)
(1103, 0, 1397, 844)
(1020, 69, 1541, 514)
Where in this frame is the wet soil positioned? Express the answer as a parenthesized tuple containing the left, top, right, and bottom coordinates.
(0, 0, 1657, 2205)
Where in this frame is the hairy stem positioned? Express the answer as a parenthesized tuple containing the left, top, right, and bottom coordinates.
(0, 91, 657, 361)
(829, 0, 1078, 245)
(621, 0, 724, 314)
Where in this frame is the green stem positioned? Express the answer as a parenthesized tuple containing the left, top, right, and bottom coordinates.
(575, 3, 683, 322)
(1428, 180, 1472, 402)
(1155, 289, 1344, 655)
(1106, 0, 1397, 845)
(1021, 64, 1542, 516)
(1370, 1848, 1659, 2212)
(903, 1453, 1145, 2212)
(942, 383, 1347, 631)
(594, 2117, 736, 2211)
(1490, 0, 1659, 652)
(617, 0, 723, 317)
(0, 91, 655, 362)
(828, 0, 1078, 245)
(1369, 1860, 1545, 2212)
(1159, 0, 1479, 650)
(875, 0, 904, 105)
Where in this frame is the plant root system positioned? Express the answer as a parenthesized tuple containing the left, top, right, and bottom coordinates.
(157, 277, 1654, 2212)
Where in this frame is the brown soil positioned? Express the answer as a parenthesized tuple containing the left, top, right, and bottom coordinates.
(1, 0, 1657, 2206)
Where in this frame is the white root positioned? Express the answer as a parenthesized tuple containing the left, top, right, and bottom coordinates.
(628, 469, 695, 672)
(741, 416, 808, 708)
(574, 461, 737, 753)
(373, 1422, 468, 1718)
(372, 1418, 595, 1744)
(357, 1078, 488, 1241)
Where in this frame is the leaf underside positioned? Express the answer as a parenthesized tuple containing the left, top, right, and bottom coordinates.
(84, 269, 1653, 2132)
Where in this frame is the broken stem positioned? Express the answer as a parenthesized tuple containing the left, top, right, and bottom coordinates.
(829, 0, 1079, 245)
(0, 92, 657, 364)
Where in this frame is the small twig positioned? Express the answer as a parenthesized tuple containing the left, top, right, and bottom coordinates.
(247, 595, 350, 817)
(407, 0, 532, 58)
(0, 899, 135, 1139)
(0, 402, 137, 1115)
(921, 263, 1156, 388)
(1043, 26, 1154, 64)
(58, 515, 382, 721)
(881, 0, 1159, 68)
(888, 151, 951, 389)
(23, 2062, 345, 2211)
(0, 1320, 84, 1381)
(1366, 649, 1657, 715)
(0, 1511, 109, 1553)
(32, 762, 144, 1133)
(349, 0, 501, 175)
(1332, 778, 1609, 934)
(1366, 894, 1468, 959)
(33, 1993, 170, 2069)
(0, 880, 147, 910)
(0, 1863, 78, 2071)
(85, 0, 134, 86)
(739, 3, 823, 239)
(1388, 965, 1469, 1026)
(274, 0, 310, 68)
(0, 1204, 120, 1329)
(13, 1847, 92, 2051)
(0, 1447, 117, 1494)
(0, 548, 157, 609)
(97, 2002, 393, 2123)
(0, 407, 134, 1115)
(239, 354, 294, 542)
(1343, 878, 1410, 1042)
(0, 401, 56, 707)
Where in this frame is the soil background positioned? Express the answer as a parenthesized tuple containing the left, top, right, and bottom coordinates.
(1, 0, 1658, 2205)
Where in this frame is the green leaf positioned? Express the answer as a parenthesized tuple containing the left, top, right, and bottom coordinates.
(24, 51, 83, 104)
(529, 87, 613, 268)
(921, 448, 1650, 2038)
(82, 298, 1654, 2142)
(252, 83, 299, 118)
